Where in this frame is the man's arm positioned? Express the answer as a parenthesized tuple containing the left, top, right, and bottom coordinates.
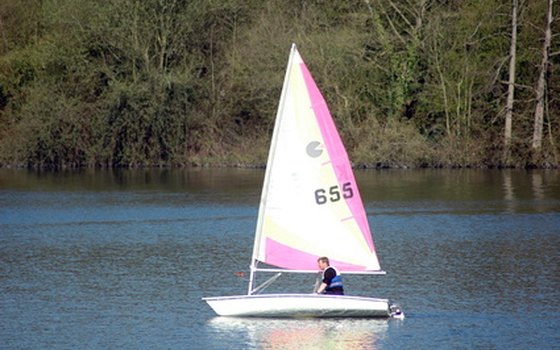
(316, 282, 328, 294)
(316, 268, 335, 293)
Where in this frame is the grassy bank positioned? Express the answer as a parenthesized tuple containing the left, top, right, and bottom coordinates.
(1, 1, 558, 169)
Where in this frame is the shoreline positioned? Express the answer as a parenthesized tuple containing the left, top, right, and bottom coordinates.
(1, 162, 558, 170)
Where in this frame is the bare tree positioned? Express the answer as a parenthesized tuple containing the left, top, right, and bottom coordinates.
(504, 0, 518, 158)
(531, 0, 554, 155)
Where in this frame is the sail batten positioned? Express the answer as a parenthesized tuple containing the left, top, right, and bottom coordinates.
(251, 44, 381, 274)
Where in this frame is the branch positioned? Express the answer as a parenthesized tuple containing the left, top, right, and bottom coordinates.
(490, 56, 508, 86)
(387, 0, 413, 30)
(376, 0, 406, 44)
(499, 80, 534, 90)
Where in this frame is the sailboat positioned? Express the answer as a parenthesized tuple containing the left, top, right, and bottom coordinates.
(203, 44, 403, 318)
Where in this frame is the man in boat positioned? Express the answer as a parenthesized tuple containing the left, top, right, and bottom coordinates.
(315, 256, 344, 295)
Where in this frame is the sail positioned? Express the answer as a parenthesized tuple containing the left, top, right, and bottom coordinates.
(252, 44, 381, 272)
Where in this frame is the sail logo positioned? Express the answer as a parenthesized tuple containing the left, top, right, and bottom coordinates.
(306, 141, 323, 158)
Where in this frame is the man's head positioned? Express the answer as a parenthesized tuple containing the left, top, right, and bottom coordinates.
(317, 256, 330, 270)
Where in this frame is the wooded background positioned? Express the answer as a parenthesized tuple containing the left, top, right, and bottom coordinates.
(0, 0, 558, 168)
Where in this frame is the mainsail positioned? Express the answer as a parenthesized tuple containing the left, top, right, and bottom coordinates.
(251, 44, 381, 273)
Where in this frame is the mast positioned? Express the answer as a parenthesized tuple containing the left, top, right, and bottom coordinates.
(248, 43, 298, 295)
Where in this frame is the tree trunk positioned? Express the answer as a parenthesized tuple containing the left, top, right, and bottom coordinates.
(504, 0, 518, 158)
(531, 0, 553, 154)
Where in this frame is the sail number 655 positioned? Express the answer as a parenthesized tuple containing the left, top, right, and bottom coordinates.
(314, 182, 354, 205)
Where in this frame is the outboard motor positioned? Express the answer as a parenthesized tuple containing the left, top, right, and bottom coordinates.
(389, 303, 405, 319)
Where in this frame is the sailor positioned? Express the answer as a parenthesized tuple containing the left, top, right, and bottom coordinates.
(315, 256, 344, 295)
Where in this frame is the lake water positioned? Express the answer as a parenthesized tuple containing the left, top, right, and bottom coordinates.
(1, 168, 559, 349)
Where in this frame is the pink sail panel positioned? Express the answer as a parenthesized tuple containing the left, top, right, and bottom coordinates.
(298, 61, 376, 254)
(264, 238, 370, 271)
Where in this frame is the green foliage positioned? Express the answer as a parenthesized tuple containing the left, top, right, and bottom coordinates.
(0, 0, 558, 168)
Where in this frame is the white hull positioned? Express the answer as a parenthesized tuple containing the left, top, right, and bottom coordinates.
(203, 294, 401, 318)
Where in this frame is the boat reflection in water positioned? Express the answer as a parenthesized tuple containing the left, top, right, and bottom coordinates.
(207, 317, 389, 349)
